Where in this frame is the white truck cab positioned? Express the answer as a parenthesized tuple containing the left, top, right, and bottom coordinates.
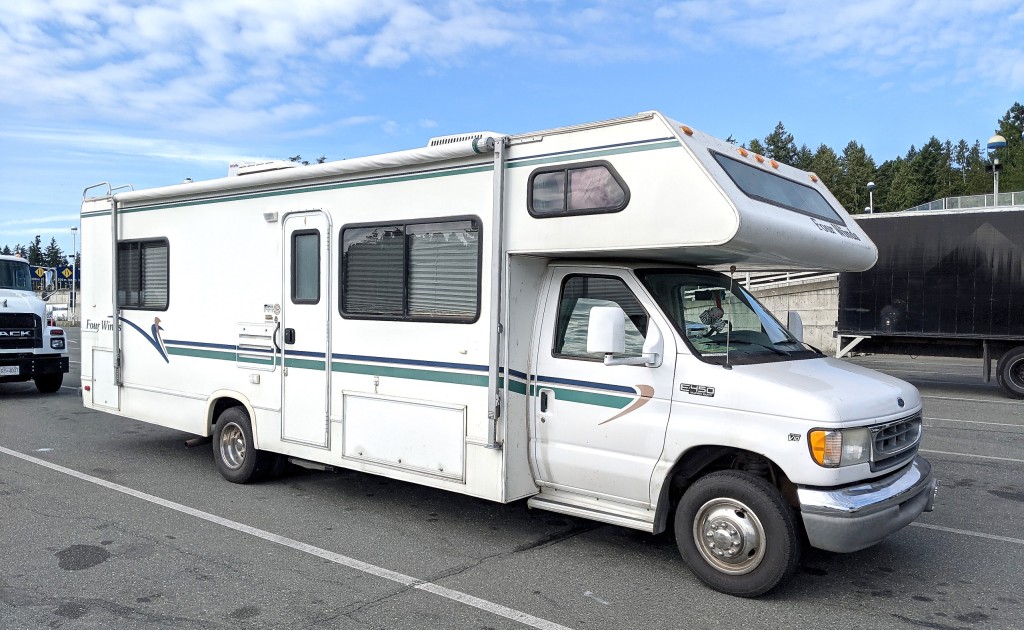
(79, 111, 935, 596)
(0, 254, 70, 392)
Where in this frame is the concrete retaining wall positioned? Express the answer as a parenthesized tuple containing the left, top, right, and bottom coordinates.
(749, 277, 839, 356)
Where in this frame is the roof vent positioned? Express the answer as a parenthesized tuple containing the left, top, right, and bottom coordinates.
(427, 131, 504, 147)
(228, 160, 300, 177)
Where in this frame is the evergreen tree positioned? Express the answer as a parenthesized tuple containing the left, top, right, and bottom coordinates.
(794, 144, 814, 171)
(27, 235, 43, 265)
(909, 137, 947, 205)
(762, 122, 798, 165)
(746, 138, 766, 156)
(0, 245, 10, 255)
(838, 141, 877, 213)
(809, 144, 842, 191)
(44, 237, 64, 268)
(994, 102, 1024, 193)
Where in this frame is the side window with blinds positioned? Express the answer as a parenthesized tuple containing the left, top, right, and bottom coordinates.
(117, 239, 169, 310)
(341, 218, 480, 322)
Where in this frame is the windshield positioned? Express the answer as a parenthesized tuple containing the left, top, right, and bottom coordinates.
(639, 270, 819, 365)
(0, 260, 33, 291)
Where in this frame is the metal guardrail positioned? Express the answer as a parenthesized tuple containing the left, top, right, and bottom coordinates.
(905, 190, 1024, 213)
(739, 271, 838, 290)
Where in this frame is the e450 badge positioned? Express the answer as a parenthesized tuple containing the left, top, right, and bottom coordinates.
(679, 383, 715, 397)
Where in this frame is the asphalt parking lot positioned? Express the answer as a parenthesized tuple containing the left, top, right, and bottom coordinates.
(2, 328, 1022, 629)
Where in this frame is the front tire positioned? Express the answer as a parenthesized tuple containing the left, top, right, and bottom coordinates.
(675, 471, 800, 597)
(34, 373, 63, 394)
(212, 407, 275, 483)
(996, 347, 1024, 399)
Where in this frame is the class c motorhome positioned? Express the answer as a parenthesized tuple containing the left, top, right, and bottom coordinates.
(80, 112, 936, 596)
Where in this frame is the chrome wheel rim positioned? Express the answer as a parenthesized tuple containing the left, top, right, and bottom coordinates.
(219, 422, 246, 470)
(693, 497, 766, 575)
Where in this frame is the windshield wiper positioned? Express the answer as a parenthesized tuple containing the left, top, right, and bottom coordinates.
(726, 339, 791, 356)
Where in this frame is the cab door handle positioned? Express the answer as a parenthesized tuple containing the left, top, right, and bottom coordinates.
(284, 328, 295, 344)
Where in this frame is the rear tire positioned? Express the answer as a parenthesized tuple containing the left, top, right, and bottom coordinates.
(212, 407, 275, 483)
(34, 373, 63, 394)
(996, 347, 1024, 399)
(675, 471, 800, 597)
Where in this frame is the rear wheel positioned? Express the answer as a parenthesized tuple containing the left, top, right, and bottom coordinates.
(675, 471, 800, 597)
(996, 347, 1024, 399)
(34, 373, 63, 394)
(212, 407, 275, 483)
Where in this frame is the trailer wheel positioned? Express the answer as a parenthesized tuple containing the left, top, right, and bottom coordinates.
(212, 407, 274, 483)
(34, 373, 63, 394)
(675, 471, 800, 597)
(996, 347, 1024, 399)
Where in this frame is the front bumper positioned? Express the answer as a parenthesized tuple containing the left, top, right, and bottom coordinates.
(0, 353, 70, 382)
(797, 456, 936, 553)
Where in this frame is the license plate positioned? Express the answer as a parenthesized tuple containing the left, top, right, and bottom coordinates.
(0, 365, 19, 376)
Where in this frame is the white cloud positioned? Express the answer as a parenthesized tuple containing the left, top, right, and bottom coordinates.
(0, 214, 81, 227)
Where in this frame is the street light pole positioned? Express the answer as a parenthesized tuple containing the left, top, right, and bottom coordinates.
(988, 135, 1007, 205)
(866, 181, 876, 213)
(71, 226, 77, 322)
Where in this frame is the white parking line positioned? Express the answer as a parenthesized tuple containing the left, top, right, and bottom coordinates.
(920, 449, 1024, 464)
(925, 416, 1024, 429)
(911, 522, 1024, 546)
(0, 445, 572, 630)
(923, 395, 1022, 406)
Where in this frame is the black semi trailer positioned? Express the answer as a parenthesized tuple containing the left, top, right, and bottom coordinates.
(838, 207, 1024, 398)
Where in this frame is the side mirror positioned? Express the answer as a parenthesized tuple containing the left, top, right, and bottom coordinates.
(787, 311, 804, 342)
(587, 306, 662, 367)
(587, 306, 625, 354)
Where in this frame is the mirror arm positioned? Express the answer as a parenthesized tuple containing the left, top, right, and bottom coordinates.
(603, 353, 660, 367)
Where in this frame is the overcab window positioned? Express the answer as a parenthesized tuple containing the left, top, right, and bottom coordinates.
(528, 161, 629, 217)
(341, 218, 480, 322)
(117, 239, 169, 310)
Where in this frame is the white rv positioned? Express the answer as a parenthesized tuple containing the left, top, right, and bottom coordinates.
(80, 112, 936, 596)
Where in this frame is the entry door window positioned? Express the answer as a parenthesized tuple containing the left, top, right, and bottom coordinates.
(291, 230, 320, 304)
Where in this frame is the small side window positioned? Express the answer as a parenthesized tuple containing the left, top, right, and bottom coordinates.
(117, 239, 169, 310)
(528, 161, 629, 217)
(291, 230, 320, 304)
(553, 275, 647, 360)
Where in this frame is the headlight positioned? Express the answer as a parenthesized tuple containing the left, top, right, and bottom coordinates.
(50, 338, 66, 350)
(808, 427, 871, 467)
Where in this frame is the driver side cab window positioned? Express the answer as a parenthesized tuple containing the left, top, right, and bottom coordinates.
(553, 274, 648, 360)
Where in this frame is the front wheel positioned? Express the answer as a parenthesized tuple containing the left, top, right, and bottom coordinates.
(34, 373, 63, 394)
(212, 407, 275, 483)
(675, 471, 800, 597)
(996, 347, 1024, 399)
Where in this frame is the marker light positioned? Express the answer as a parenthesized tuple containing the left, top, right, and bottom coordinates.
(809, 174, 819, 182)
(754, 154, 765, 163)
(770, 160, 779, 169)
(680, 125, 694, 136)
(738, 148, 749, 157)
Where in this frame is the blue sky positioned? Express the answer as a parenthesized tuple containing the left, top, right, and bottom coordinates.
(2, 0, 1023, 255)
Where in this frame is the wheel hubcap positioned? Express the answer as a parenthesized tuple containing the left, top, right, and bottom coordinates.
(1010, 358, 1024, 388)
(693, 498, 766, 575)
(219, 422, 246, 470)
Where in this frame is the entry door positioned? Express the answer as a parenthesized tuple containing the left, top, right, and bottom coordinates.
(532, 270, 676, 504)
(281, 211, 331, 446)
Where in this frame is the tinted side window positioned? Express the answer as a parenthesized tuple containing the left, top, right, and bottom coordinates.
(528, 161, 629, 217)
(553, 275, 647, 360)
(291, 230, 320, 304)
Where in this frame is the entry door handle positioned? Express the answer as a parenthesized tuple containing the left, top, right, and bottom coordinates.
(540, 390, 549, 413)
(284, 328, 295, 344)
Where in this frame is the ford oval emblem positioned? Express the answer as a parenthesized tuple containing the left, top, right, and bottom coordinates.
(897, 397, 905, 408)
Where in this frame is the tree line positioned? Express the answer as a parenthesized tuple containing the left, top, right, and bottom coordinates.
(1, 236, 77, 269)
(741, 102, 1023, 214)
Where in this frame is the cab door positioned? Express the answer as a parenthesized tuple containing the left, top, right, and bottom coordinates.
(531, 269, 676, 504)
(281, 211, 331, 447)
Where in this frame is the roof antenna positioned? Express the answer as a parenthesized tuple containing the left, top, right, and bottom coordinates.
(724, 265, 736, 370)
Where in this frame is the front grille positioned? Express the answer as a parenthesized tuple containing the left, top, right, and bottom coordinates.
(870, 413, 922, 471)
(0, 313, 42, 350)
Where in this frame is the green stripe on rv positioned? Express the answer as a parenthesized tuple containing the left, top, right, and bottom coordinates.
(166, 346, 623, 407)
(79, 139, 680, 218)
